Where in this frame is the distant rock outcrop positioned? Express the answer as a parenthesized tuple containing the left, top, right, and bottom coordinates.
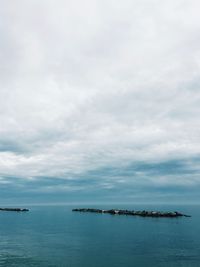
(0, 208, 29, 212)
(72, 208, 191, 218)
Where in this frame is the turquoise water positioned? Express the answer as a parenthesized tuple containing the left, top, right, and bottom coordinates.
(0, 204, 199, 267)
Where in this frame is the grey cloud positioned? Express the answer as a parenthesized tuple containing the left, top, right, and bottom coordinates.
(0, 0, 200, 202)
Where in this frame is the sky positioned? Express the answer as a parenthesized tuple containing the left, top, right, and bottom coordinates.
(0, 0, 200, 205)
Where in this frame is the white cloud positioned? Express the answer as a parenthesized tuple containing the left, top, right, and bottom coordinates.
(0, 0, 200, 195)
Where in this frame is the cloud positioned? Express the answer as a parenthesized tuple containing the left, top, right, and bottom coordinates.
(0, 0, 200, 203)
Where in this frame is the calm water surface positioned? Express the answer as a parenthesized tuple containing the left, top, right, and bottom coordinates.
(0, 204, 199, 267)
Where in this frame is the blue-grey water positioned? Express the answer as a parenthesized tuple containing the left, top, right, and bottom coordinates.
(0, 204, 199, 267)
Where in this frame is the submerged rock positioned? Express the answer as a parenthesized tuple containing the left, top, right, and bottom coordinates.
(72, 208, 191, 218)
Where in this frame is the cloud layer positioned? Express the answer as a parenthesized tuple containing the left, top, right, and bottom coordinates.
(1, 0, 200, 203)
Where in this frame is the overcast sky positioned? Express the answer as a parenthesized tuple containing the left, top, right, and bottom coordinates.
(0, 0, 200, 204)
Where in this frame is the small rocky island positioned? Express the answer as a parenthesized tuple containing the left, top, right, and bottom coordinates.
(72, 208, 191, 218)
(0, 208, 29, 212)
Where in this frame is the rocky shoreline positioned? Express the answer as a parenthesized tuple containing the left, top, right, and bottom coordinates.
(72, 208, 191, 218)
(0, 208, 29, 212)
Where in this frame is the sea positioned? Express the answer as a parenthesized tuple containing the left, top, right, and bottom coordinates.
(0, 204, 199, 267)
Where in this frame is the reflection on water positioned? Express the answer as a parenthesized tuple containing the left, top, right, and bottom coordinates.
(0, 253, 41, 267)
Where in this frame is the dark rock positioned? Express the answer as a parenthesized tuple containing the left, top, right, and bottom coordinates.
(0, 208, 29, 212)
(72, 208, 190, 218)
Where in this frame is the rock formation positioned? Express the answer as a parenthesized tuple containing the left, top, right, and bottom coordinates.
(72, 208, 191, 217)
(0, 208, 29, 212)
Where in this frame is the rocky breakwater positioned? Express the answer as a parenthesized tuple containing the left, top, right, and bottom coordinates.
(0, 208, 29, 212)
(72, 208, 191, 218)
